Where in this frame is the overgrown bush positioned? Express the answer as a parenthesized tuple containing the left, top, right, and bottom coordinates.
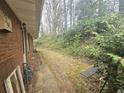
(35, 14, 124, 59)
(96, 53, 124, 92)
(96, 34, 124, 56)
(81, 46, 101, 58)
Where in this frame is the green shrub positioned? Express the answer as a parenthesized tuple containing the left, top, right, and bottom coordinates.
(36, 14, 124, 60)
(81, 46, 101, 58)
(97, 34, 124, 56)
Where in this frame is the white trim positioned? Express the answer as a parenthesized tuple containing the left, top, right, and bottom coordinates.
(23, 54, 27, 63)
(4, 79, 14, 93)
(26, 33, 30, 52)
(22, 24, 27, 63)
(4, 66, 26, 93)
(17, 66, 26, 93)
(13, 72, 21, 93)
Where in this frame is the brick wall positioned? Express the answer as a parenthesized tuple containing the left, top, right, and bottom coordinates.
(0, 0, 34, 92)
(28, 34, 34, 62)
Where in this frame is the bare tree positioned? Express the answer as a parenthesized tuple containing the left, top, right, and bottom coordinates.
(119, 0, 124, 14)
(63, 0, 68, 31)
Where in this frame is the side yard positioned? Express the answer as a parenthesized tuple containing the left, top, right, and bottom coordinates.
(38, 48, 99, 93)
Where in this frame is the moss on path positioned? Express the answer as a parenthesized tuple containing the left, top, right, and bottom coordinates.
(38, 48, 92, 93)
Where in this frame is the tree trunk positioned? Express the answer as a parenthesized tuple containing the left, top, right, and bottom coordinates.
(98, 0, 102, 16)
(63, 0, 67, 31)
(69, 0, 73, 27)
(119, 0, 124, 14)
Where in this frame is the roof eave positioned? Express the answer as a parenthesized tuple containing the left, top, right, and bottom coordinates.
(6, 0, 44, 38)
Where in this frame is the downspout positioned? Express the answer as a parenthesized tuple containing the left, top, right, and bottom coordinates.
(21, 23, 28, 64)
(21, 23, 33, 88)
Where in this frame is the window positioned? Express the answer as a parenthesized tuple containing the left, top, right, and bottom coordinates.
(4, 66, 26, 93)
(0, 10, 12, 32)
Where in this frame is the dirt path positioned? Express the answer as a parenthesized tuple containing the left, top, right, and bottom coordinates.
(34, 64, 61, 93)
(34, 48, 91, 93)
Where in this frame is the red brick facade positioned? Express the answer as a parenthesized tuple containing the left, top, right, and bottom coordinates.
(0, 0, 34, 92)
(28, 34, 34, 62)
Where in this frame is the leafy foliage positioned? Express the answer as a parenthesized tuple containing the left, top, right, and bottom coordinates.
(97, 34, 124, 56)
(35, 14, 124, 92)
(96, 53, 124, 91)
